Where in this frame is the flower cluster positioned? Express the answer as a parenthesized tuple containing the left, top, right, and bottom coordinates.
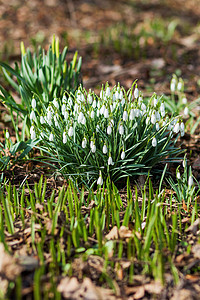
(30, 82, 183, 186)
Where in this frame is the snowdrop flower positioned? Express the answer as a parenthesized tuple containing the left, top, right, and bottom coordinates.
(123, 111, 128, 121)
(141, 103, 146, 112)
(183, 160, 186, 168)
(88, 94, 93, 104)
(91, 110, 95, 119)
(97, 109, 100, 117)
(177, 81, 183, 91)
(188, 175, 193, 187)
(151, 112, 156, 125)
(108, 155, 114, 166)
(97, 101, 100, 109)
(40, 115, 45, 124)
(63, 131, 67, 144)
(177, 171, 181, 179)
(100, 90, 104, 99)
(97, 171, 103, 186)
(105, 87, 110, 97)
(64, 110, 69, 120)
(130, 109, 135, 120)
(62, 103, 66, 115)
(74, 103, 79, 114)
(156, 111, 161, 122)
(128, 93, 133, 101)
(182, 97, 187, 104)
(96, 125, 100, 132)
(110, 104, 113, 113)
(91, 143, 96, 153)
(173, 123, 180, 134)
(78, 112, 84, 124)
(121, 98, 125, 106)
(49, 133, 54, 142)
(119, 124, 124, 135)
(115, 91, 119, 99)
(103, 144, 108, 154)
(156, 123, 159, 131)
(30, 110, 36, 121)
(30, 128, 36, 140)
(100, 104, 105, 115)
(121, 151, 125, 160)
(160, 103, 165, 117)
(53, 98, 59, 109)
(31, 98, 36, 109)
(82, 137, 87, 148)
(119, 90, 123, 100)
(62, 95, 67, 103)
(5, 130, 9, 139)
(146, 116, 150, 125)
(152, 137, 157, 147)
(104, 108, 109, 118)
(184, 107, 189, 116)
(154, 97, 158, 107)
(170, 78, 176, 92)
(68, 126, 73, 137)
(81, 116, 86, 125)
(47, 108, 52, 121)
(134, 87, 139, 99)
(180, 122, 185, 136)
(107, 125, 112, 135)
(138, 96, 143, 105)
(92, 99, 97, 109)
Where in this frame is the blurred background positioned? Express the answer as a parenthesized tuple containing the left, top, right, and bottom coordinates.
(1, 0, 200, 93)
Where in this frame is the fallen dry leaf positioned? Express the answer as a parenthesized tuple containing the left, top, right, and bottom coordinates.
(186, 218, 200, 234)
(105, 226, 119, 240)
(0, 243, 22, 280)
(119, 226, 132, 239)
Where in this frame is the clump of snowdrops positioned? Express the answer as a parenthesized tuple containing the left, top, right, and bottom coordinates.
(30, 82, 183, 187)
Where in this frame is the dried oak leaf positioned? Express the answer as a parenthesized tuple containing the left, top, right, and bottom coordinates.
(186, 219, 200, 235)
(0, 243, 22, 280)
(58, 276, 115, 300)
(105, 226, 119, 240)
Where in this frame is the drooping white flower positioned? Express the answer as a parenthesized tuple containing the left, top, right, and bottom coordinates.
(82, 137, 87, 148)
(53, 98, 59, 109)
(103, 144, 108, 154)
(108, 155, 114, 166)
(30, 110, 36, 121)
(154, 97, 158, 107)
(119, 91, 123, 100)
(146, 116, 150, 125)
(130, 109, 135, 120)
(91, 144, 96, 153)
(138, 96, 143, 105)
(177, 171, 181, 180)
(170, 78, 176, 92)
(156, 111, 161, 122)
(119, 124, 124, 135)
(183, 160, 186, 168)
(64, 110, 69, 120)
(110, 104, 113, 113)
(96, 125, 100, 132)
(81, 116, 86, 125)
(100, 104, 105, 115)
(180, 122, 185, 132)
(151, 112, 156, 125)
(134, 87, 139, 99)
(121, 151, 125, 160)
(123, 111, 128, 121)
(91, 110, 95, 119)
(121, 98, 125, 106)
(47, 108, 52, 121)
(31, 98, 36, 109)
(62, 95, 67, 103)
(49, 133, 54, 142)
(152, 137, 157, 147)
(5, 130, 9, 139)
(105, 87, 110, 97)
(104, 108, 109, 118)
(173, 123, 180, 134)
(78, 112, 84, 124)
(160, 103, 165, 117)
(92, 100, 97, 109)
(68, 126, 73, 137)
(184, 107, 189, 116)
(88, 94, 93, 104)
(68, 96, 73, 107)
(188, 175, 193, 187)
(97, 171, 103, 186)
(97, 109, 100, 117)
(63, 131, 67, 144)
(141, 103, 146, 112)
(128, 94, 133, 101)
(182, 97, 187, 104)
(177, 81, 183, 91)
(100, 90, 104, 99)
(107, 125, 112, 135)
(31, 128, 36, 140)
(156, 123, 160, 131)
(40, 115, 45, 124)
(62, 103, 66, 115)
(110, 119, 114, 127)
